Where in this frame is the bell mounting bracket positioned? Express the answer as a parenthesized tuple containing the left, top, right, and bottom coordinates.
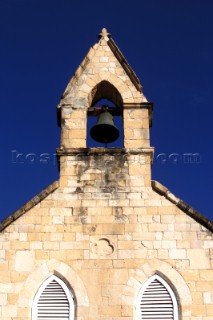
(87, 105, 122, 116)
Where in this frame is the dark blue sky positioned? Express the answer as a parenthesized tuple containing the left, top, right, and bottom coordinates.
(1, 0, 212, 222)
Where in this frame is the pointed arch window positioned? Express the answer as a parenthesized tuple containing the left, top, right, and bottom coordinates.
(136, 274, 178, 320)
(32, 274, 75, 320)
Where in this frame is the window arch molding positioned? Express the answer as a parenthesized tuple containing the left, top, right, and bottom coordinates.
(32, 274, 75, 320)
(135, 274, 179, 320)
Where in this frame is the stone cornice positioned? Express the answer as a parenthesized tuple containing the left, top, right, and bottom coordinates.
(56, 147, 155, 157)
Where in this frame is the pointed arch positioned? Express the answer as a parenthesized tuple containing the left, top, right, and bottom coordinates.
(89, 80, 123, 108)
(85, 73, 138, 105)
(32, 274, 75, 320)
(87, 79, 124, 147)
(136, 274, 178, 320)
(122, 260, 192, 310)
(16, 259, 89, 316)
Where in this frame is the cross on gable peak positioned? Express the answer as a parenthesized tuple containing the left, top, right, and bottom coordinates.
(98, 27, 111, 38)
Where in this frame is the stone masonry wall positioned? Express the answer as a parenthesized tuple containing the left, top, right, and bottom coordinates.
(58, 31, 150, 150)
(0, 29, 212, 320)
(0, 150, 212, 319)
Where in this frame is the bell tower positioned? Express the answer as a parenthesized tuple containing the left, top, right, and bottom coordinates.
(1, 28, 212, 320)
(56, 28, 153, 196)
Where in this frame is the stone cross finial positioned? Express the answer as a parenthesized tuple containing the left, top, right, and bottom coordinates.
(98, 28, 111, 38)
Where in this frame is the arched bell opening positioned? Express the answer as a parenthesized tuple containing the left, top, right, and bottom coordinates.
(87, 81, 124, 148)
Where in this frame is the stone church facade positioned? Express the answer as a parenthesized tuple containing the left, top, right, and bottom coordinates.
(0, 28, 212, 320)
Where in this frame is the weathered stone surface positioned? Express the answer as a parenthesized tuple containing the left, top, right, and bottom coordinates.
(0, 29, 212, 320)
(15, 251, 35, 272)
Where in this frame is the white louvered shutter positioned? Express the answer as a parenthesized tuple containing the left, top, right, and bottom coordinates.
(137, 275, 178, 320)
(36, 278, 69, 319)
(32, 275, 74, 320)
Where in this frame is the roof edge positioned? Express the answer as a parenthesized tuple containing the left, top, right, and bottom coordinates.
(107, 37, 142, 92)
(0, 180, 59, 232)
(152, 180, 213, 233)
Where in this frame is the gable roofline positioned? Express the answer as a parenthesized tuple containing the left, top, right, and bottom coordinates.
(58, 28, 143, 110)
(98, 27, 142, 92)
(1, 179, 212, 233)
(107, 37, 142, 92)
(0, 181, 59, 232)
(152, 180, 213, 232)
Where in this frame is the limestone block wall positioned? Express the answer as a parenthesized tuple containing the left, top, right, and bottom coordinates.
(123, 108, 150, 148)
(0, 29, 212, 320)
(0, 151, 212, 320)
(58, 33, 151, 150)
(60, 106, 151, 149)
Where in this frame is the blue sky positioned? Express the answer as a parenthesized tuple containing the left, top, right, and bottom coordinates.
(0, 0, 212, 222)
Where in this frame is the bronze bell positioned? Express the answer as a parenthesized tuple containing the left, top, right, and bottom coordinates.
(90, 110, 119, 144)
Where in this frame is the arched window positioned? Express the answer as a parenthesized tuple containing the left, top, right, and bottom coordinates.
(32, 274, 75, 320)
(136, 274, 178, 320)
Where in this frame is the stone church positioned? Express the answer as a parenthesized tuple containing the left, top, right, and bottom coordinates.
(0, 28, 212, 320)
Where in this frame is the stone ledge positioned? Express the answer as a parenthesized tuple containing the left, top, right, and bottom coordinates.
(56, 147, 154, 156)
(0, 181, 59, 232)
(152, 180, 213, 232)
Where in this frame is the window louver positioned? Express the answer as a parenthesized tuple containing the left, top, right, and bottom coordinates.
(36, 279, 70, 320)
(140, 278, 174, 320)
